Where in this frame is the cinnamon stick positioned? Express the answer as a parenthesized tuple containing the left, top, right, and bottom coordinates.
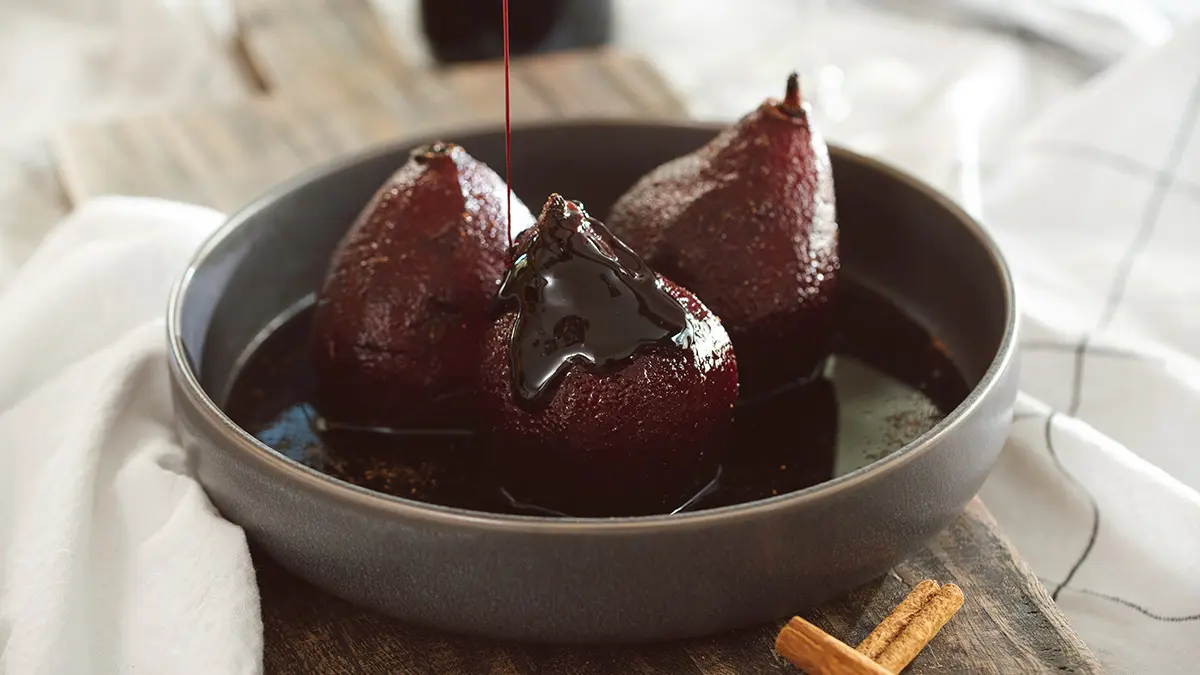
(775, 579, 964, 674)
(776, 617, 892, 675)
(873, 584, 964, 672)
(856, 580, 941, 661)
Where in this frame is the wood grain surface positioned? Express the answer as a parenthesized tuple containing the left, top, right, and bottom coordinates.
(236, 0, 417, 89)
(44, 1, 1101, 671)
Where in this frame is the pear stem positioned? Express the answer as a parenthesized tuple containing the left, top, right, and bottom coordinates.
(781, 72, 803, 115)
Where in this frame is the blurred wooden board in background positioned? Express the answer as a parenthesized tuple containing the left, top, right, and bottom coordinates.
(53, 47, 682, 211)
(45, 1, 1101, 672)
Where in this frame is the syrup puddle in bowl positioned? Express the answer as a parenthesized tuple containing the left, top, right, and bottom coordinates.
(222, 279, 968, 516)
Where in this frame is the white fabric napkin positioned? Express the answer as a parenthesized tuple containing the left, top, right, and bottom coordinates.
(0, 197, 260, 674)
(977, 17, 1200, 674)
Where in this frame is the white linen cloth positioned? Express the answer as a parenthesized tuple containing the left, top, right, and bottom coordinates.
(978, 18, 1200, 674)
(0, 198, 261, 674)
(0, 4, 1197, 675)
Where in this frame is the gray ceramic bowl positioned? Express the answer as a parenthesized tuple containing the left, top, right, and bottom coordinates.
(167, 121, 1018, 644)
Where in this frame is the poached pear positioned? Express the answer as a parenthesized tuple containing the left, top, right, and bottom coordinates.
(477, 194, 738, 517)
(608, 73, 839, 395)
(311, 142, 534, 429)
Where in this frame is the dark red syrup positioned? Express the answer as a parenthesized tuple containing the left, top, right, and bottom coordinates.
(223, 280, 968, 515)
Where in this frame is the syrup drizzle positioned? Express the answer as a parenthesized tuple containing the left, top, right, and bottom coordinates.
(503, 0, 513, 248)
(498, 195, 693, 403)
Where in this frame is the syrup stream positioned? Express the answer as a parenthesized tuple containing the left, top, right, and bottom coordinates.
(503, 0, 513, 248)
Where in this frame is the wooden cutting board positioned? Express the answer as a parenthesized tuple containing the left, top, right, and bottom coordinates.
(48, 1, 1102, 672)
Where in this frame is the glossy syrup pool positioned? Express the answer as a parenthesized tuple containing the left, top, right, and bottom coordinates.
(223, 279, 969, 515)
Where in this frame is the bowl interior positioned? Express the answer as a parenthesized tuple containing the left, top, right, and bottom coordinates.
(178, 121, 1010, 502)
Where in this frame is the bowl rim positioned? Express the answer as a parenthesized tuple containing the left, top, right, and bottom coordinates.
(167, 118, 1018, 534)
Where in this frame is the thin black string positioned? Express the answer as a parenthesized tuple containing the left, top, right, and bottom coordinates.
(1067, 340, 1087, 417)
(1043, 413, 1101, 601)
(1028, 140, 1200, 204)
(1038, 577, 1200, 623)
(1074, 588, 1200, 623)
(949, 146, 1200, 208)
(1067, 73, 1200, 418)
(1021, 340, 1153, 361)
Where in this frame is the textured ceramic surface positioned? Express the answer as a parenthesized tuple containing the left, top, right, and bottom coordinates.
(167, 121, 1018, 644)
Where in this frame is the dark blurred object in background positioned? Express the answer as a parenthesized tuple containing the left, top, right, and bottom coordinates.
(420, 0, 613, 63)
